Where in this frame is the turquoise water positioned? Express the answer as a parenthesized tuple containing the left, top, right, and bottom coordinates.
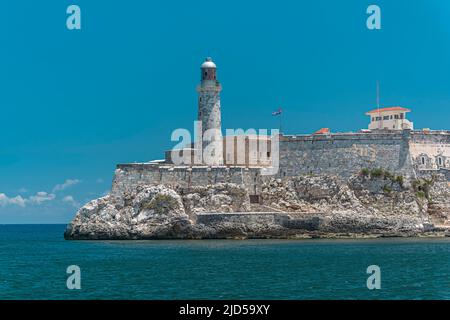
(0, 224, 449, 300)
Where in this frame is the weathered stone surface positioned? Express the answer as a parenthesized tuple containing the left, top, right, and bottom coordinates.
(180, 183, 251, 215)
(65, 173, 450, 240)
(427, 174, 450, 226)
(109, 132, 450, 212)
(258, 173, 430, 235)
(65, 186, 195, 240)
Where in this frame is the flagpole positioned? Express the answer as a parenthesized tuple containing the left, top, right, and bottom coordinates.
(376, 80, 380, 109)
(279, 110, 282, 133)
(272, 107, 283, 133)
(377, 80, 381, 129)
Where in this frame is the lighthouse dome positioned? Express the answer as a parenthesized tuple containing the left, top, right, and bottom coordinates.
(201, 57, 216, 68)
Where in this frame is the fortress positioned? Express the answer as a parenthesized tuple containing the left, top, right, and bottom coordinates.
(111, 57, 450, 203)
(66, 57, 450, 240)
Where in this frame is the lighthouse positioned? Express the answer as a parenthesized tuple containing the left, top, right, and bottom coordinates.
(196, 57, 223, 165)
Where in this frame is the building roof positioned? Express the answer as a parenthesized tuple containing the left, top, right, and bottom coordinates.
(201, 57, 216, 69)
(314, 128, 330, 134)
(366, 106, 410, 115)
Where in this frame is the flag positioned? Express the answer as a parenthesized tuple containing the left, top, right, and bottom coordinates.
(272, 107, 282, 116)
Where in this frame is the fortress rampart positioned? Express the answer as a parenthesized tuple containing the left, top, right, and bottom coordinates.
(278, 131, 413, 178)
(111, 164, 262, 203)
(278, 130, 450, 179)
(111, 130, 450, 203)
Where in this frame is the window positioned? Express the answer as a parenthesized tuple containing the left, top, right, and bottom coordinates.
(421, 157, 426, 165)
(383, 116, 389, 120)
(438, 157, 443, 167)
(400, 113, 404, 119)
(372, 117, 375, 121)
(390, 115, 393, 120)
(375, 117, 382, 121)
(267, 152, 271, 157)
(394, 115, 399, 119)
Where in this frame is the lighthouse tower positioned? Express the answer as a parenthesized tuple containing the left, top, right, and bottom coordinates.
(196, 57, 223, 165)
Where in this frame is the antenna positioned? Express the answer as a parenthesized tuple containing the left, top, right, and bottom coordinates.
(376, 80, 380, 109)
(377, 80, 381, 129)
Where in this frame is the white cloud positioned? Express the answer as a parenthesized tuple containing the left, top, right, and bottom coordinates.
(52, 179, 81, 193)
(28, 191, 56, 205)
(9, 195, 26, 207)
(0, 193, 26, 207)
(1, 178, 81, 210)
(0, 193, 7, 206)
(62, 195, 79, 207)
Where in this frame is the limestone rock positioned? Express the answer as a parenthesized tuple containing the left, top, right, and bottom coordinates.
(64, 185, 194, 240)
(180, 183, 251, 215)
(65, 174, 450, 240)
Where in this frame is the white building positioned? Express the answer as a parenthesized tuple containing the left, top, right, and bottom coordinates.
(366, 106, 414, 131)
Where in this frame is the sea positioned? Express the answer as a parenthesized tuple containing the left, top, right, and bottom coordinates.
(0, 224, 449, 300)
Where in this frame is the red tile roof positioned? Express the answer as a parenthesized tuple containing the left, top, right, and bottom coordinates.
(314, 128, 330, 134)
(366, 106, 410, 115)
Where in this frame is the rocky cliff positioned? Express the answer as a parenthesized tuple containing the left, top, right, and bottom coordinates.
(64, 172, 450, 240)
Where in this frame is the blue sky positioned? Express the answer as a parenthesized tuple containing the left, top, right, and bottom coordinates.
(1, 0, 450, 223)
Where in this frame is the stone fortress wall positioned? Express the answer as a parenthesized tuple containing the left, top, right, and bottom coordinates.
(278, 130, 450, 179)
(277, 131, 413, 179)
(409, 130, 450, 174)
(111, 164, 262, 202)
(110, 130, 450, 202)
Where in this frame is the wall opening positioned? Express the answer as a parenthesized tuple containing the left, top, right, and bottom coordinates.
(249, 195, 260, 204)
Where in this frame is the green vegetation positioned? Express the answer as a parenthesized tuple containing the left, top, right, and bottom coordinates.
(370, 168, 384, 178)
(360, 168, 405, 188)
(359, 168, 436, 200)
(416, 191, 426, 199)
(360, 168, 370, 176)
(142, 194, 179, 214)
(412, 175, 436, 201)
(395, 175, 404, 187)
(383, 170, 395, 180)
